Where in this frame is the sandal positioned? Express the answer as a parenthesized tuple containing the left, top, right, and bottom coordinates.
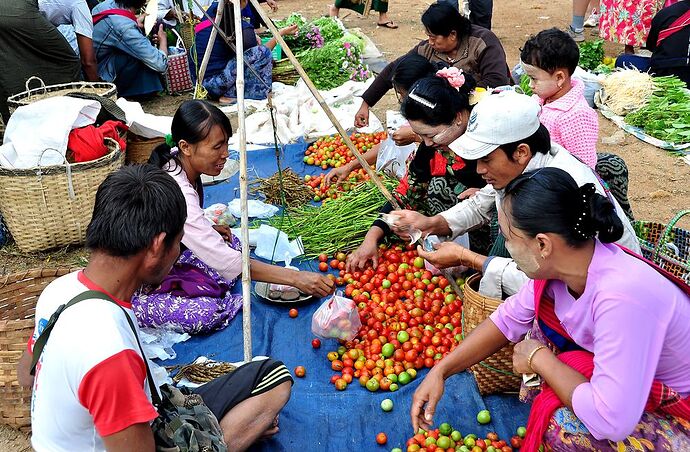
(377, 21, 398, 29)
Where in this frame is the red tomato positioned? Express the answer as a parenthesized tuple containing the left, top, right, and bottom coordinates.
(311, 338, 321, 349)
(294, 366, 306, 378)
(318, 254, 328, 262)
(289, 308, 298, 318)
(318, 262, 328, 272)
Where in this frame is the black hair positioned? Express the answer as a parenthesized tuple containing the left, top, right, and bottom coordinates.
(400, 73, 477, 126)
(391, 54, 437, 94)
(503, 167, 624, 247)
(149, 100, 232, 170)
(421, 3, 472, 39)
(86, 165, 187, 256)
(498, 124, 551, 160)
(520, 28, 580, 75)
(116, 0, 146, 9)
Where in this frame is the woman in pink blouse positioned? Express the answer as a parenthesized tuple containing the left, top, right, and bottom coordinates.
(410, 167, 690, 450)
(132, 100, 334, 334)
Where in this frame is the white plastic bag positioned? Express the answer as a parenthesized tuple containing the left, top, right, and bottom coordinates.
(227, 199, 279, 219)
(311, 291, 362, 341)
(251, 224, 303, 262)
(376, 137, 416, 180)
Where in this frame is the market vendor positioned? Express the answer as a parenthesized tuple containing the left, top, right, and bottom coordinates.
(410, 167, 690, 451)
(646, 0, 690, 87)
(138, 100, 334, 333)
(92, 0, 168, 97)
(394, 91, 640, 298)
(194, 0, 297, 104)
(347, 68, 489, 271)
(354, 3, 509, 128)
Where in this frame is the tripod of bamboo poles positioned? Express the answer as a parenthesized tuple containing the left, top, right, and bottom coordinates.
(194, 0, 403, 362)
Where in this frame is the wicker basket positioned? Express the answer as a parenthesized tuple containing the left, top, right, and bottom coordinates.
(6, 77, 117, 115)
(179, 20, 198, 52)
(0, 267, 78, 432)
(126, 134, 166, 164)
(634, 211, 690, 283)
(462, 273, 521, 395)
(0, 138, 124, 253)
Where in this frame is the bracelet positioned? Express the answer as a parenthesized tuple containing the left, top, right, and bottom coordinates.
(527, 345, 548, 373)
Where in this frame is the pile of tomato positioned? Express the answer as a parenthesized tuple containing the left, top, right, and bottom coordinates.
(303, 131, 387, 169)
(304, 168, 370, 202)
(398, 423, 525, 452)
(318, 244, 464, 392)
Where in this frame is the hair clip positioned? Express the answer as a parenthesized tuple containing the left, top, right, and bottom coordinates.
(408, 89, 437, 109)
(165, 133, 177, 148)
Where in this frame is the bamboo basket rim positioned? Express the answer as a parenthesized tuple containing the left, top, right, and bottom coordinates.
(6, 78, 117, 109)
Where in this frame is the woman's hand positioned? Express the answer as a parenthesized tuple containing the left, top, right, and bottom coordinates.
(392, 125, 420, 146)
(346, 240, 379, 272)
(391, 210, 433, 235)
(323, 166, 350, 187)
(294, 272, 335, 297)
(513, 339, 550, 374)
(213, 224, 232, 242)
(354, 102, 370, 128)
(279, 24, 299, 37)
(416, 242, 465, 269)
(410, 367, 446, 433)
(266, 0, 279, 11)
(458, 187, 480, 200)
(156, 24, 168, 52)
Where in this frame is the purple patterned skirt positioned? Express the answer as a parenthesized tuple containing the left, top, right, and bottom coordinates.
(520, 323, 690, 451)
(132, 236, 244, 334)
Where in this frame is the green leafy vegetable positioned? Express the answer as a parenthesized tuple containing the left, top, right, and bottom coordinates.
(519, 74, 532, 96)
(311, 17, 344, 42)
(578, 40, 604, 72)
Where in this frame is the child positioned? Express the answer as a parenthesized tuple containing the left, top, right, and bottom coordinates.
(520, 28, 598, 169)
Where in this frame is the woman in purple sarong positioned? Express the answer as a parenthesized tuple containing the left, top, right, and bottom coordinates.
(132, 100, 334, 334)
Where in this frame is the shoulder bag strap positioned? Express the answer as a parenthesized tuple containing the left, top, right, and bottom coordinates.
(29, 289, 162, 407)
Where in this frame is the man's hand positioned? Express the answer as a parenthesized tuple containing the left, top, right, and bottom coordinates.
(392, 125, 420, 146)
(458, 187, 480, 200)
(155, 24, 168, 53)
(416, 242, 466, 269)
(266, 0, 279, 11)
(346, 241, 379, 272)
(410, 367, 446, 433)
(390, 210, 434, 235)
(354, 102, 370, 128)
(213, 224, 232, 242)
(294, 272, 335, 297)
(513, 339, 550, 374)
(323, 166, 350, 187)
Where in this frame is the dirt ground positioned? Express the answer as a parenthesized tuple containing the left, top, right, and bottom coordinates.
(1, 0, 688, 447)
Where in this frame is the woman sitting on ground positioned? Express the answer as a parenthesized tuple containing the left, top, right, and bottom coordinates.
(354, 3, 509, 128)
(135, 100, 334, 333)
(347, 69, 489, 271)
(92, 0, 168, 98)
(411, 167, 690, 451)
(194, 0, 297, 104)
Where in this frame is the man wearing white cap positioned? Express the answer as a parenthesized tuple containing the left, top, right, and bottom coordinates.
(394, 90, 639, 298)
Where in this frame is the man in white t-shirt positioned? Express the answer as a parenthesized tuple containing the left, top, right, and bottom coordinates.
(17, 165, 293, 451)
(39, 0, 99, 81)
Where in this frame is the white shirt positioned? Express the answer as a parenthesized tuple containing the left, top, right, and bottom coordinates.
(438, 143, 641, 298)
(30, 272, 158, 452)
(39, 0, 93, 38)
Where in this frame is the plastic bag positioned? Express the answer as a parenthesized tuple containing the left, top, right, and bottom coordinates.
(227, 199, 279, 219)
(203, 203, 237, 227)
(376, 137, 416, 180)
(311, 292, 362, 341)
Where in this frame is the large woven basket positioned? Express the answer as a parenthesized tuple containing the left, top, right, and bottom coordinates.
(634, 210, 690, 284)
(0, 138, 124, 253)
(126, 134, 166, 164)
(462, 273, 521, 395)
(0, 267, 78, 432)
(6, 77, 117, 115)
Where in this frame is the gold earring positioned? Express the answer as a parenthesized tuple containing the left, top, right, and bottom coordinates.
(540, 254, 545, 259)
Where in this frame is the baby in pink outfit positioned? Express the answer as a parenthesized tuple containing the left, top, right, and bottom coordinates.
(520, 28, 599, 169)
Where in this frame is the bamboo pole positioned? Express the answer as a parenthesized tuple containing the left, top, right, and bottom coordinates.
(248, 0, 400, 209)
(231, 0, 253, 362)
(195, 0, 224, 98)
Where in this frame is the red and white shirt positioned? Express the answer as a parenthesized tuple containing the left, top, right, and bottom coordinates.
(29, 271, 158, 452)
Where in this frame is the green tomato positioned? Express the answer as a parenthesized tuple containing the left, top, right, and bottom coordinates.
(439, 422, 452, 436)
(337, 346, 347, 356)
(517, 426, 527, 438)
(382, 279, 392, 289)
(436, 436, 451, 449)
(396, 330, 410, 343)
(389, 383, 399, 392)
(463, 437, 476, 448)
(399, 263, 409, 270)
(413, 257, 425, 268)
(486, 447, 497, 452)
(425, 437, 437, 446)
(381, 343, 395, 358)
(476, 409, 491, 424)
(451, 430, 462, 442)
(391, 449, 403, 452)
(380, 398, 394, 412)
(398, 371, 411, 385)
(459, 447, 470, 452)
(366, 378, 379, 392)
(388, 373, 398, 383)
(445, 294, 456, 304)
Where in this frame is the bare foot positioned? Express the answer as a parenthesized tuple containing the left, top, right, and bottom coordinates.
(328, 5, 339, 17)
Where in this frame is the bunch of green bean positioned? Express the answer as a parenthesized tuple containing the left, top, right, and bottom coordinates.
(268, 177, 398, 258)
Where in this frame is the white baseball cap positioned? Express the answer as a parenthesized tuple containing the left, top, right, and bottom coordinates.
(448, 90, 542, 160)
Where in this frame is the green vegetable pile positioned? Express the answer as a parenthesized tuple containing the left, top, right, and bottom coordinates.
(578, 40, 604, 72)
(519, 74, 532, 96)
(310, 17, 344, 42)
(296, 33, 369, 90)
(624, 76, 690, 144)
(267, 177, 398, 258)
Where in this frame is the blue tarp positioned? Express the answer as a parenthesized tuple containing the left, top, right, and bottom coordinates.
(163, 141, 530, 451)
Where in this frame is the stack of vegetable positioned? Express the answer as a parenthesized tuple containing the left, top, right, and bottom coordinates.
(251, 169, 314, 207)
(578, 40, 605, 72)
(599, 68, 657, 115)
(304, 131, 386, 169)
(304, 168, 371, 202)
(267, 176, 397, 257)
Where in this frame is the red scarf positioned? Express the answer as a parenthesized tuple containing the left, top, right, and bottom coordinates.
(92, 9, 138, 25)
(657, 8, 690, 46)
(522, 247, 690, 452)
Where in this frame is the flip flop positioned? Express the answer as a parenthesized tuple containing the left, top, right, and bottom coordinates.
(377, 21, 398, 29)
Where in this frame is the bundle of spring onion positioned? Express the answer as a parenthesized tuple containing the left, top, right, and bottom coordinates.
(267, 176, 398, 258)
(599, 68, 656, 115)
(624, 75, 690, 144)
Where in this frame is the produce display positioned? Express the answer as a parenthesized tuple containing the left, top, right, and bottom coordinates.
(304, 168, 371, 202)
(396, 422, 525, 452)
(267, 176, 397, 257)
(319, 244, 465, 392)
(252, 169, 315, 207)
(578, 40, 605, 72)
(304, 131, 387, 169)
(599, 69, 657, 115)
